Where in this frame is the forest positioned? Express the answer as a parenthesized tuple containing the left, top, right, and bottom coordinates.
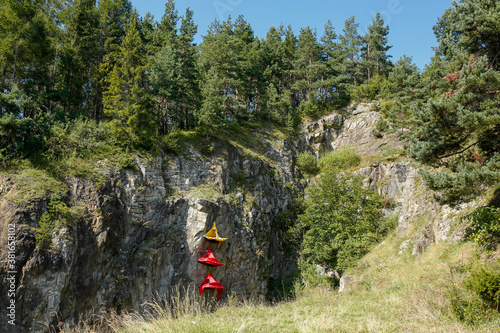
(0, 0, 499, 201)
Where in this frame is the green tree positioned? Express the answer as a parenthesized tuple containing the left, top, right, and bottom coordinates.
(434, 0, 500, 69)
(319, 20, 349, 107)
(362, 12, 392, 80)
(381, 55, 422, 124)
(198, 67, 225, 137)
(292, 26, 321, 112)
(0, 0, 59, 117)
(103, 11, 154, 148)
(339, 16, 363, 86)
(299, 169, 384, 272)
(59, 0, 100, 117)
(409, 0, 500, 203)
(94, 0, 132, 120)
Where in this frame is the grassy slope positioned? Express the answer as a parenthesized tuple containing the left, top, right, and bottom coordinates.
(102, 113, 500, 333)
(106, 232, 498, 333)
(7, 116, 497, 332)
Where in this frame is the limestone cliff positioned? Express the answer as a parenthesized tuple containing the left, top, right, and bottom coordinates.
(303, 103, 478, 256)
(0, 137, 302, 332)
(0, 103, 481, 331)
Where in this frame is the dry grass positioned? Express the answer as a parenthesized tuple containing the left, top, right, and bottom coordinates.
(100, 233, 500, 333)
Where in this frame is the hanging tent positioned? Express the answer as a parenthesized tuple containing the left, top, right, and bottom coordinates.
(199, 273, 225, 299)
(203, 222, 228, 247)
(198, 247, 224, 266)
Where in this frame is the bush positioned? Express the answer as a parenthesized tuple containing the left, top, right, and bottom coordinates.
(449, 284, 489, 325)
(296, 152, 318, 175)
(372, 118, 388, 138)
(318, 148, 361, 171)
(351, 75, 387, 102)
(161, 128, 181, 154)
(449, 261, 500, 325)
(463, 206, 500, 250)
(35, 196, 75, 249)
(465, 262, 500, 310)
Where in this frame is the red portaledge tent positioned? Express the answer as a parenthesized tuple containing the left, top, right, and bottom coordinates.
(199, 273, 225, 299)
(198, 247, 224, 266)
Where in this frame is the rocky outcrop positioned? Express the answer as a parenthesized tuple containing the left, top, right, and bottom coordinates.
(303, 102, 403, 156)
(303, 103, 476, 258)
(0, 139, 302, 332)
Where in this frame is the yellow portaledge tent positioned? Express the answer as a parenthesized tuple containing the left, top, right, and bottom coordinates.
(203, 222, 228, 247)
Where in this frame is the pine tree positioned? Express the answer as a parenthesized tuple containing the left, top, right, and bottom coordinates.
(198, 67, 225, 138)
(409, 0, 500, 202)
(103, 11, 154, 148)
(59, 0, 99, 116)
(95, 0, 132, 120)
(362, 12, 392, 80)
(319, 20, 349, 107)
(381, 55, 422, 124)
(0, 0, 59, 117)
(339, 16, 363, 86)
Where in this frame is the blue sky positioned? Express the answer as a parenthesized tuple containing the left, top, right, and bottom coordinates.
(132, 0, 453, 70)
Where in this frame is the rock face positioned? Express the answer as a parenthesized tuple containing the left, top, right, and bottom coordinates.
(303, 102, 402, 156)
(304, 103, 477, 258)
(0, 103, 481, 329)
(0, 140, 302, 332)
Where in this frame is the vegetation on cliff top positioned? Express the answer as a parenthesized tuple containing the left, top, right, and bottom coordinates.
(1, 0, 499, 331)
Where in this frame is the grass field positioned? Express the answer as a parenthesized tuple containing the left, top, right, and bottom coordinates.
(74, 230, 499, 333)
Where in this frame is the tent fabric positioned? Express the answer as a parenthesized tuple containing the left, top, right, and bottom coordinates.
(199, 273, 225, 299)
(203, 222, 228, 247)
(198, 247, 224, 266)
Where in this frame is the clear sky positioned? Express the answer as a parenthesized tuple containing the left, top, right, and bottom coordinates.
(132, 0, 453, 70)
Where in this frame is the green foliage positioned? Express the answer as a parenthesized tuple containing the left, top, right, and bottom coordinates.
(351, 75, 387, 102)
(10, 169, 68, 205)
(449, 284, 489, 325)
(465, 262, 500, 311)
(35, 212, 54, 250)
(463, 206, 500, 250)
(118, 155, 137, 170)
(200, 144, 213, 156)
(450, 261, 500, 325)
(296, 152, 318, 175)
(0, 113, 50, 163)
(361, 12, 392, 80)
(197, 66, 226, 137)
(35, 195, 74, 249)
(409, 0, 500, 203)
(103, 11, 155, 149)
(273, 198, 306, 258)
(372, 118, 388, 138)
(299, 169, 384, 273)
(161, 128, 181, 154)
(318, 147, 361, 171)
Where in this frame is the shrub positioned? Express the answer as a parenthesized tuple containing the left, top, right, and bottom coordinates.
(318, 148, 361, 171)
(372, 118, 388, 138)
(465, 262, 500, 310)
(118, 155, 137, 170)
(463, 206, 500, 250)
(296, 152, 318, 175)
(161, 128, 181, 154)
(35, 196, 75, 249)
(449, 261, 500, 325)
(449, 284, 489, 325)
(351, 75, 387, 102)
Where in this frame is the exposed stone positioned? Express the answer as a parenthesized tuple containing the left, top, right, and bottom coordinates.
(338, 275, 356, 293)
(0, 139, 302, 332)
